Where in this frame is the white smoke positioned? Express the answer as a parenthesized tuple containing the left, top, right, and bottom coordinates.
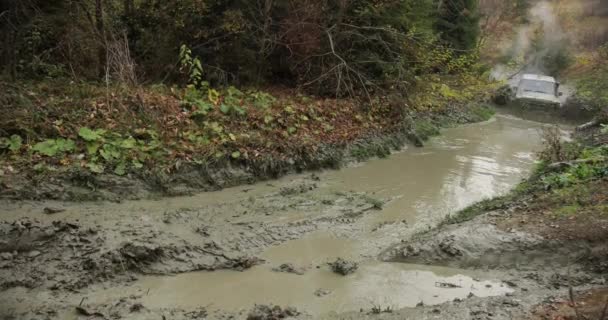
(490, 0, 568, 85)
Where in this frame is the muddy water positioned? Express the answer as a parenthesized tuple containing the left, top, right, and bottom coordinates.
(120, 114, 543, 315)
(1, 114, 548, 318)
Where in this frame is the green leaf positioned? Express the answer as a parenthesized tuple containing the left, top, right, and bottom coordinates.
(99, 148, 111, 160)
(86, 162, 104, 174)
(86, 142, 101, 155)
(231, 151, 241, 159)
(33, 141, 57, 156)
(194, 99, 214, 113)
(220, 104, 231, 114)
(208, 89, 220, 104)
(287, 127, 297, 135)
(120, 137, 137, 149)
(78, 127, 105, 142)
(227, 86, 243, 98)
(8, 135, 22, 152)
(264, 115, 274, 124)
(100, 144, 120, 160)
(210, 122, 223, 134)
(132, 160, 144, 169)
(284, 106, 295, 114)
(33, 139, 72, 157)
(194, 59, 203, 71)
(114, 162, 127, 176)
(234, 106, 246, 116)
(229, 133, 236, 141)
(249, 91, 276, 109)
(56, 139, 75, 152)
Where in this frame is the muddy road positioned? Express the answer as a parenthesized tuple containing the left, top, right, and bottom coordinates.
(2, 113, 599, 320)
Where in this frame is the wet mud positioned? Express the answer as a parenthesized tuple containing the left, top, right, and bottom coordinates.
(3, 114, 604, 320)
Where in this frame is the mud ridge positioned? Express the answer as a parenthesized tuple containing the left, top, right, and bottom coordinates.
(381, 210, 608, 290)
(0, 218, 266, 293)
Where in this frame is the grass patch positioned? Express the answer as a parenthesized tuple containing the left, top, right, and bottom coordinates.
(575, 65, 608, 110)
(469, 103, 495, 122)
(443, 195, 513, 224)
(555, 205, 580, 217)
(350, 144, 391, 161)
(413, 119, 440, 140)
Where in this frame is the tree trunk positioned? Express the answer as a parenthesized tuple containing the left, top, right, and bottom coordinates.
(95, 0, 106, 78)
(123, 0, 133, 16)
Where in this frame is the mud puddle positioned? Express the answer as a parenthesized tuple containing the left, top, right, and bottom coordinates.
(134, 262, 512, 315)
(0, 114, 549, 319)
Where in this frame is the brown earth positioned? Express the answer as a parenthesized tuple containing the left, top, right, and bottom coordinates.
(528, 288, 608, 320)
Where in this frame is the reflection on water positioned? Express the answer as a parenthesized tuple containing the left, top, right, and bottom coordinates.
(139, 262, 512, 315)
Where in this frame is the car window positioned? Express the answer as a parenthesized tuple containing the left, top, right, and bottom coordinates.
(519, 79, 555, 95)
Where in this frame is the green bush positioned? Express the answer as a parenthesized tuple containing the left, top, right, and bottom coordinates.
(1, 0, 479, 97)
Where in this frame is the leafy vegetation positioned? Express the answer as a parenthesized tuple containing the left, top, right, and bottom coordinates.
(574, 65, 608, 111)
(541, 146, 608, 189)
(0, 135, 23, 153)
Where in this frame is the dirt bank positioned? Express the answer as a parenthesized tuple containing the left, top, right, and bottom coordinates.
(0, 104, 493, 202)
(375, 198, 608, 320)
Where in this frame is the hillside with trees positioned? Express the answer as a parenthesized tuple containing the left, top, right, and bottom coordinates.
(0, 0, 495, 199)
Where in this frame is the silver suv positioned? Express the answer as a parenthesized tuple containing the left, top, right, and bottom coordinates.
(514, 74, 562, 107)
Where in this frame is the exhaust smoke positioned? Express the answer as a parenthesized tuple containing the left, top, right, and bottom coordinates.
(491, 0, 569, 85)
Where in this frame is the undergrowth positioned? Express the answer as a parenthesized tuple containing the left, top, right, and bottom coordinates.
(575, 65, 608, 111)
(0, 71, 494, 180)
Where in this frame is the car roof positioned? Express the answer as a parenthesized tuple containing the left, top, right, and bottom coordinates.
(521, 74, 557, 83)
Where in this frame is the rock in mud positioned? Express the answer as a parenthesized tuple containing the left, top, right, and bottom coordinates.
(314, 288, 332, 297)
(0, 252, 13, 260)
(438, 236, 462, 257)
(247, 304, 299, 320)
(75, 306, 105, 317)
(27, 250, 41, 258)
(43, 207, 65, 215)
(224, 256, 265, 271)
(120, 243, 164, 264)
(272, 263, 305, 275)
(279, 182, 317, 196)
(329, 258, 358, 276)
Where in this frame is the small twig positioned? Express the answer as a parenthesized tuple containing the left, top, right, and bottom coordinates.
(569, 287, 583, 320)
